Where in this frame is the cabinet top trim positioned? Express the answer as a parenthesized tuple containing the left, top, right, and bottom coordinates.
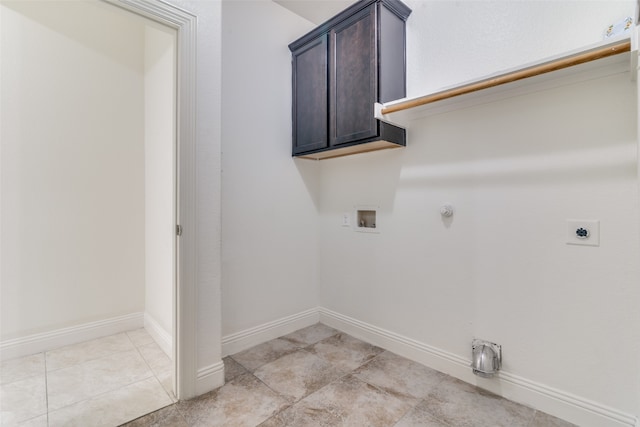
(288, 0, 411, 52)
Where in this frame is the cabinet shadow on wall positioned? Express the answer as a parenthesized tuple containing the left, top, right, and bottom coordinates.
(294, 147, 406, 215)
(293, 157, 322, 210)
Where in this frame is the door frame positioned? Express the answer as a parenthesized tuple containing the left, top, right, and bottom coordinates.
(102, 0, 197, 400)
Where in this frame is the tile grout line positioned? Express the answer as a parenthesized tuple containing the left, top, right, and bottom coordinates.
(251, 334, 386, 425)
(128, 328, 177, 405)
(130, 333, 175, 404)
(44, 352, 50, 426)
(46, 330, 158, 423)
(253, 334, 455, 427)
(226, 335, 348, 424)
(125, 325, 575, 427)
(7, 330, 172, 427)
(47, 375, 158, 414)
(172, 399, 188, 425)
(244, 345, 329, 425)
(45, 333, 140, 374)
(351, 348, 474, 427)
(332, 351, 426, 427)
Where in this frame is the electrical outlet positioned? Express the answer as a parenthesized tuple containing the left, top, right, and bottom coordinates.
(341, 212, 351, 227)
(566, 219, 600, 246)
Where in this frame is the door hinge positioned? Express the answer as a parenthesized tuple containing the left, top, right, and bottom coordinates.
(176, 224, 183, 236)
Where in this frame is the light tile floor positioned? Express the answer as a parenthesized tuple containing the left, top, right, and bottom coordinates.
(0, 329, 174, 427)
(124, 323, 576, 427)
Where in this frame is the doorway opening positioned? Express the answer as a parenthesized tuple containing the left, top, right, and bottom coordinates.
(0, 0, 188, 424)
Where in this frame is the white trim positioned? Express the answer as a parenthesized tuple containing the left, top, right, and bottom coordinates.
(196, 361, 225, 396)
(103, 0, 199, 400)
(0, 313, 144, 361)
(144, 313, 172, 358)
(221, 308, 320, 357)
(318, 308, 638, 427)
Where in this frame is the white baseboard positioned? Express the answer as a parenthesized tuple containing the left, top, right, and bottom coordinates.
(0, 312, 144, 361)
(221, 307, 320, 356)
(196, 361, 225, 395)
(319, 307, 637, 427)
(144, 313, 172, 358)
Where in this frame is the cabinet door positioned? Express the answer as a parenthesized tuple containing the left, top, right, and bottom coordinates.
(292, 35, 329, 155)
(331, 5, 377, 147)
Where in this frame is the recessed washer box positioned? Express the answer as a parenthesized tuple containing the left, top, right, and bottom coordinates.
(355, 206, 379, 233)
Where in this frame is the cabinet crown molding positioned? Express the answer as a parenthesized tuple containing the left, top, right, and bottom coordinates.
(288, 0, 411, 52)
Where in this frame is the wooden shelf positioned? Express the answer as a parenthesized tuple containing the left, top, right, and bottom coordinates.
(376, 35, 636, 127)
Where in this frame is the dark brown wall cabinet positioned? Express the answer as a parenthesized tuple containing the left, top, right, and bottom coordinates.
(289, 0, 411, 160)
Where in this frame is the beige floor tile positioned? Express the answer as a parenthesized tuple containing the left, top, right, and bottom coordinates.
(121, 405, 188, 427)
(0, 353, 45, 385)
(0, 328, 583, 427)
(138, 342, 172, 377)
(223, 356, 247, 382)
(354, 351, 446, 400)
(0, 375, 47, 425)
(308, 333, 384, 371)
(48, 377, 172, 427)
(16, 414, 48, 427)
(259, 374, 413, 427)
(529, 411, 577, 427)
(126, 329, 155, 348)
(46, 333, 135, 372)
(178, 373, 288, 427)
(156, 370, 177, 403)
(47, 349, 153, 410)
(281, 323, 338, 347)
(254, 350, 344, 402)
(393, 402, 450, 427)
(231, 338, 299, 371)
(422, 376, 536, 427)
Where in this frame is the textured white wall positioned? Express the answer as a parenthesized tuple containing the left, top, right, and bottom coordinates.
(318, 0, 640, 422)
(220, 0, 319, 336)
(405, 0, 636, 96)
(144, 24, 176, 339)
(0, 1, 146, 340)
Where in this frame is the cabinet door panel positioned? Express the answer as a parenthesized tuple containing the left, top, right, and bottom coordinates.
(292, 35, 328, 154)
(331, 5, 377, 146)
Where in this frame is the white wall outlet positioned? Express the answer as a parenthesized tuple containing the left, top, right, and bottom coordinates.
(567, 219, 600, 246)
(341, 212, 351, 227)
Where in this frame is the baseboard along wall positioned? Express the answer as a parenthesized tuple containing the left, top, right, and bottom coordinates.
(144, 313, 172, 358)
(0, 312, 145, 361)
(221, 307, 320, 357)
(221, 306, 637, 427)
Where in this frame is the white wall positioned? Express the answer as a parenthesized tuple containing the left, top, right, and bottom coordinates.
(318, 0, 639, 425)
(1, 0, 226, 396)
(220, 0, 319, 337)
(144, 24, 176, 346)
(406, 0, 636, 96)
(0, 1, 146, 340)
